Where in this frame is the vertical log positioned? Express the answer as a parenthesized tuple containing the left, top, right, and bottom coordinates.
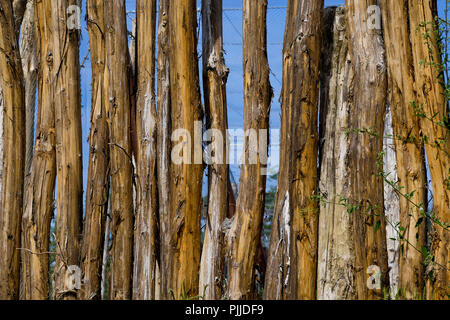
(228, 0, 272, 300)
(264, 0, 322, 300)
(51, 0, 83, 300)
(380, 0, 428, 299)
(133, 0, 158, 300)
(104, 0, 134, 300)
(156, 0, 171, 300)
(317, 7, 356, 300)
(80, 0, 109, 300)
(345, 0, 389, 299)
(407, 0, 449, 300)
(0, 0, 26, 299)
(21, 0, 57, 299)
(199, 0, 229, 300)
(166, 0, 203, 299)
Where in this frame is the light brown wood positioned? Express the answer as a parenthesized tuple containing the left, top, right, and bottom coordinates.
(80, 0, 110, 300)
(166, 0, 203, 299)
(0, 0, 26, 300)
(227, 0, 272, 300)
(21, 0, 58, 300)
(104, 0, 134, 300)
(133, 0, 159, 300)
(264, 0, 322, 300)
(51, 0, 83, 300)
(380, 0, 428, 299)
(344, 0, 389, 299)
(407, 0, 449, 300)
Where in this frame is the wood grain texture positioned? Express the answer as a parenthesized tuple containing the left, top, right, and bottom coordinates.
(265, 0, 322, 300)
(345, 0, 389, 299)
(165, 0, 203, 299)
(104, 0, 134, 300)
(0, 0, 26, 300)
(199, 0, 230, 300)
(228, 0, 272, 300)
(133, 0, 159, 300)
(80, 0, 110, 300)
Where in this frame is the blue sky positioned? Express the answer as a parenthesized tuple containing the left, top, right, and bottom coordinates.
(77, 0, 447, 197)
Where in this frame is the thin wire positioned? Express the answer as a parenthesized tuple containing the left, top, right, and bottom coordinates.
(224, 11, 242, 38)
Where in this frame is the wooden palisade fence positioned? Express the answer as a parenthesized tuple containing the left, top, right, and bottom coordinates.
(0, 0, 448, 300)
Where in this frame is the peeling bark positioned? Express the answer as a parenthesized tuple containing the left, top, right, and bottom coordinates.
(380, 0, 428, 299)
(265, 0, 322, 300)
(407, 0, 449, 300)
(345, 0, 389, 299)
(80, 0, 110, 300)
(317, 7, 356, 300)
(199, 0, 229, 300)
(166, 0, 203, 299)
(21, 0, 57, 298)
(0, 0, 26, 299)
(228, 0, 272, 300)
(104, 0, 134, 300)
(133, 0, 159, 300)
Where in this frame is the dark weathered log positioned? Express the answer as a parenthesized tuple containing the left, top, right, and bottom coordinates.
(156, 0, 171, 300)
(199, 0, 229, 300)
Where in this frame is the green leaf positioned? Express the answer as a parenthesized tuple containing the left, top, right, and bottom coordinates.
(374, 221, 381, 233)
